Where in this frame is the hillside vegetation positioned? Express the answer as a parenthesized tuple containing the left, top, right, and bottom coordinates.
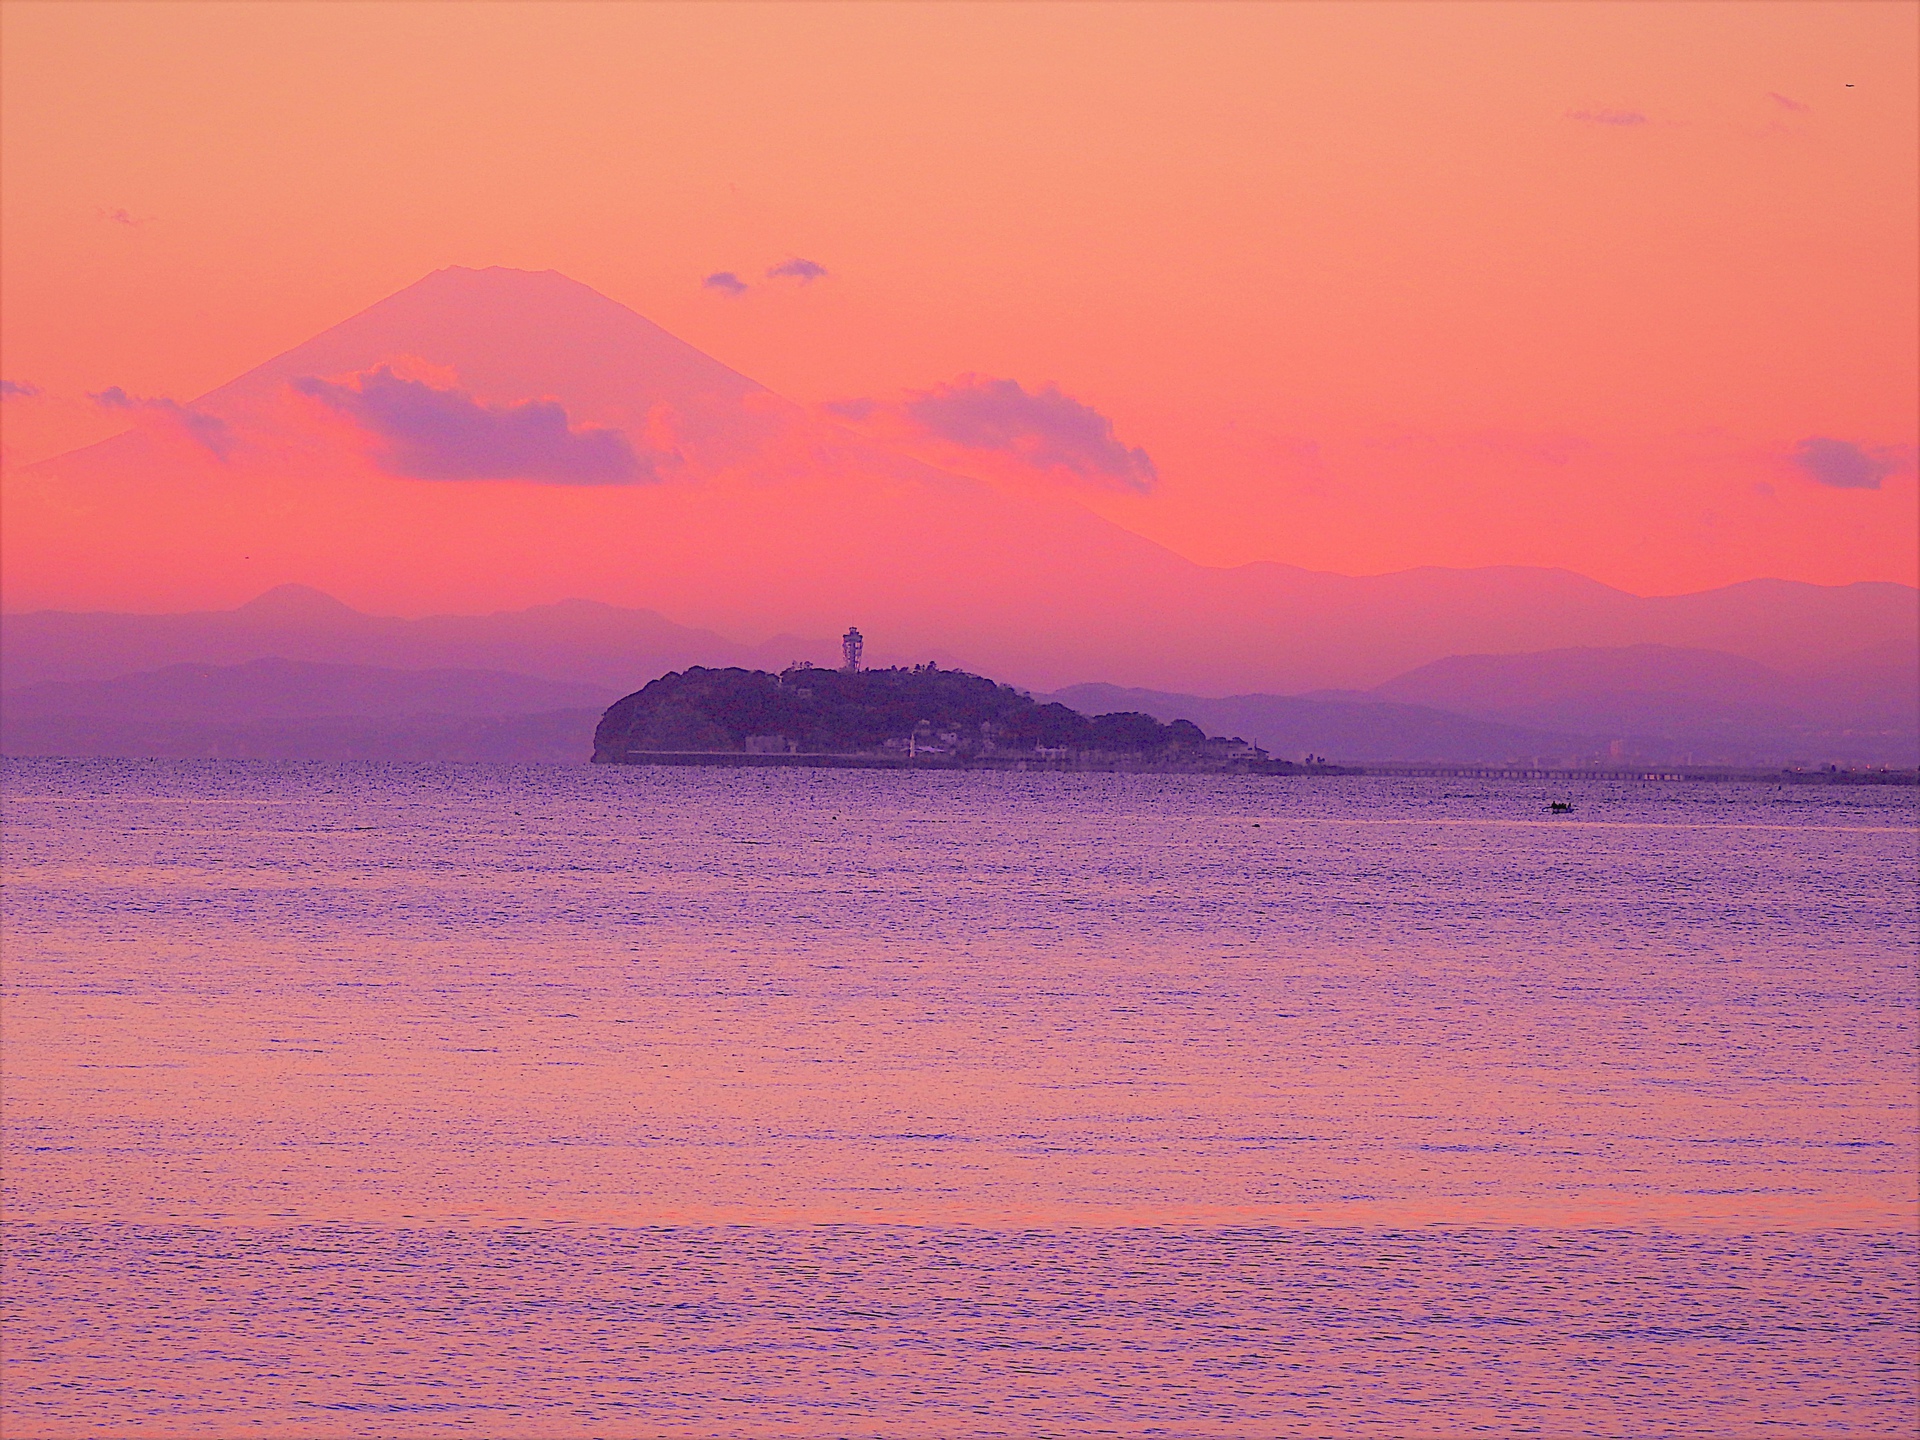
(592, 665, 1233, 761)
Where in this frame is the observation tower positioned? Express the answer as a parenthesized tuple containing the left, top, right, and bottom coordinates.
(842, 626, 863, 673)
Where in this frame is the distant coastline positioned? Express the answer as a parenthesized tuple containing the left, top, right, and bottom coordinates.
(600, 751, 1914, 784)
(601, 748, 1354, 775)
(1355, 762, 1918, 786)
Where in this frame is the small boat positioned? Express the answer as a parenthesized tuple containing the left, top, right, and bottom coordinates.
(1550, 801, 1574, 814)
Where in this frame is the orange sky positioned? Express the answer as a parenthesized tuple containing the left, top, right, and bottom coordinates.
(2, 0, 1916, 599)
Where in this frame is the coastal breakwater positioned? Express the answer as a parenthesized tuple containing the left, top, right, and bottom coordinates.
(600, 751, 1913, 783)
(599, 748, 1351, 775)
(1362, 763, 1918, 785)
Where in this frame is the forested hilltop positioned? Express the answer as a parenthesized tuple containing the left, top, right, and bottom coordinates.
(592, 664, 1267, 765)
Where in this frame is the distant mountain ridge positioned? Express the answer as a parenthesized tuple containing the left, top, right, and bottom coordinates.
(0, 653, 618, 764)
(0, 585, 836, 692)
(6, 572, 1914, 700)
(5, 584, 1916, 766)
(1051, 640, 1919, 768)
(1375, 643, 1918, 742)
(3, 655, 613, 722)
(8, 266, 1914, 696)
(0, 710, 603, 765)
(1044, 683, 1580, 766)
(5, 639, 1914, 769)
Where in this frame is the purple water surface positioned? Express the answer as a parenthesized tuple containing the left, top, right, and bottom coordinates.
(3, 759, 1915, 1436)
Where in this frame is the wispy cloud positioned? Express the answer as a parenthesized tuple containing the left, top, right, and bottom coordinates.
(703, 271, 749, 297)
(1567, 107, 1649, 127)
(1, 379, 41, 399)
(900, 375, 1157, 492)
(1767, 91, 1810, 113)
(97, 206, 148, 226)
(89, 386, 231, 458)
(766, 257, 829, 284)
(290, 366, 653, 485)
(1789, 436, 1902, 490)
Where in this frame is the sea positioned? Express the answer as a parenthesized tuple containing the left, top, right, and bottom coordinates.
(2, 757, 1915, 1438)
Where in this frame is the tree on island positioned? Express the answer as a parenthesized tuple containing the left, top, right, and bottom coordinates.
(592, 664, 1242, 762)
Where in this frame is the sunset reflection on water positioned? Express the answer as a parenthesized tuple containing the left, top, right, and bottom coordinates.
(3, 760, 1915, 1436)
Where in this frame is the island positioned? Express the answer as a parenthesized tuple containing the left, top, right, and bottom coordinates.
(592, 663, 1341, 773)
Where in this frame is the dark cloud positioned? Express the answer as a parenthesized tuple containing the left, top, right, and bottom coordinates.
(703, 271, 749, 297)
(766, 257, 829, 284)
(903, 375, 1157, 491)
(291, 366, 651, 485)
(89, 386, 231, 458)
(1, 379, 40, 399)
(1567, 108, 1649, 126)
(1768, 91, 1810, 113)
(1789, 436, 1897, 490)
(820, 397, 878, 422)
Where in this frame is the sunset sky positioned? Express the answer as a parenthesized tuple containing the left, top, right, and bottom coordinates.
(2, 0, 1915, 605)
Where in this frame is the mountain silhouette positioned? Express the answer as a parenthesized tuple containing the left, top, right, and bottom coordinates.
(232, 583, 367, 623)
(202, 265, 768, 453)
(0, 588, 832, 692)
(8, 266, 1915, 701)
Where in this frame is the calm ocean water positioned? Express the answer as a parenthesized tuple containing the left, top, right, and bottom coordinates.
(3, 758, 1915, 1437)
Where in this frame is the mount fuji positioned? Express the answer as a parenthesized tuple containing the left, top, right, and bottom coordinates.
(6, 266, 1914, 704)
